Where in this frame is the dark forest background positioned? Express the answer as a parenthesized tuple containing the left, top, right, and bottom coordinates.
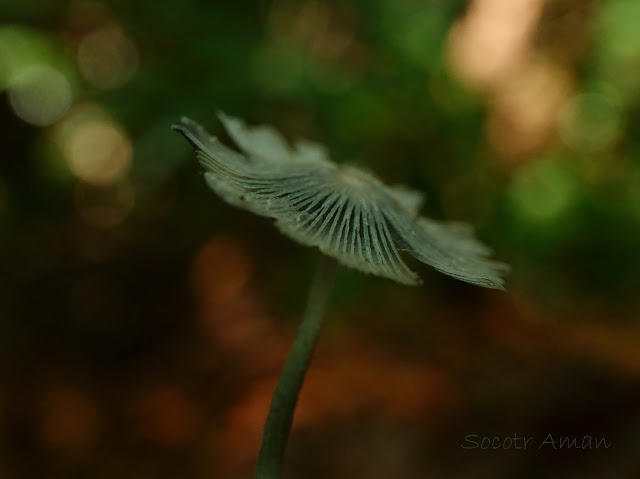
(1, 0, 639, 478)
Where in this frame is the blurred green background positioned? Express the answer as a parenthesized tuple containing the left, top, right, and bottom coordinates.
(1, 0, 639, 478)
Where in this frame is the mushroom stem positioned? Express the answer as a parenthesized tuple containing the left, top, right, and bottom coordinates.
(254, 254, 337, 479)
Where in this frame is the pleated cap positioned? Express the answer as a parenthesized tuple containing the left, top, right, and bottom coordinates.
(172, 113, 509, 289)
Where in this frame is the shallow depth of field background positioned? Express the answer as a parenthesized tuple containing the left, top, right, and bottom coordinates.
(1, 0, 639, 478)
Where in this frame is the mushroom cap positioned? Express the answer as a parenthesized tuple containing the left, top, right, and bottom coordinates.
(172, 114, 509, 289)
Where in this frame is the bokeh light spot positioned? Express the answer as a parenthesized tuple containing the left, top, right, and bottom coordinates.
(487, 59, 573, 159)
(558, 91, 623, 154)
(593, 0, 640, 102)
(596, 0, 640, 63)
(77, 25, 138, 90)
(8, 64, 72, 126)
(63, 117, 132, 186)
(447, 0, 544, 89)
(508, 159, 578, 223)
(0, 25, 53, 90)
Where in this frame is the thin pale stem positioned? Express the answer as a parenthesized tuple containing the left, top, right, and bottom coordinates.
(254, 254, 337, 479)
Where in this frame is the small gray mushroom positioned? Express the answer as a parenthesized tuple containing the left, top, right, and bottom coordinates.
(173, 113, 508, 289)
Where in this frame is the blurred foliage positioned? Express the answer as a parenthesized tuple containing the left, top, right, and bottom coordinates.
(1, 0, 640, 478)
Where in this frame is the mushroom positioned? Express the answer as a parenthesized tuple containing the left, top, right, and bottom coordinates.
(172, 113, 509, 478)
